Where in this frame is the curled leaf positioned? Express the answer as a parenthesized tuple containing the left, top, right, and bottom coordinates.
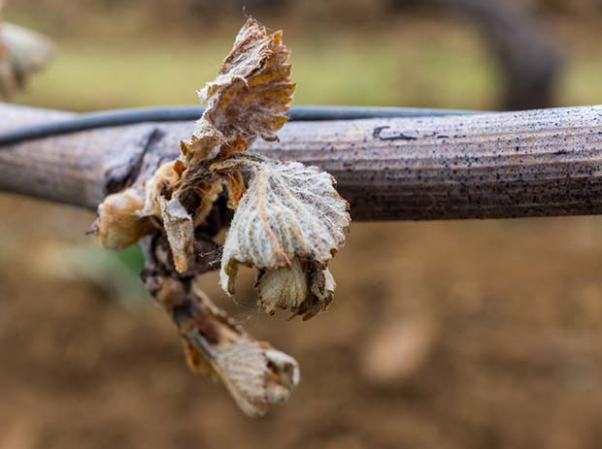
(256, 258, 337, 320)
(186, 338, 300, 417)
(145, 273, 300, 417)
(91, 188, 151, 251)
(220, 159, 350, 318)
(211, 340, 299, 417)
(256, 257, 308, 315)
(178, 281, 300, 417)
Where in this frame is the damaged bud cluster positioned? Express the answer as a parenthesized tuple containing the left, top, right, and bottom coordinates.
(90, 19, 350, 416)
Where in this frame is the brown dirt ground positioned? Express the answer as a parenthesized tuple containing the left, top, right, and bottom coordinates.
(2, 193, 602, 449)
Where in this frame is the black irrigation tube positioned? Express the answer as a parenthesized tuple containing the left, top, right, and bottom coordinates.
(0, 105, 480, 146)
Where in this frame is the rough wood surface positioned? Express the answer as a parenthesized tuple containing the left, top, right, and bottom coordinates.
(1, 103, 602, 221)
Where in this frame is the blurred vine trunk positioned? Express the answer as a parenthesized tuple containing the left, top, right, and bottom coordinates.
(197, 0, 561, 111)
(393, 0, 561, 110)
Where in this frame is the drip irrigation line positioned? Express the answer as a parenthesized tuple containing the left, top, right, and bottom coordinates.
(0, 105, 480, 146)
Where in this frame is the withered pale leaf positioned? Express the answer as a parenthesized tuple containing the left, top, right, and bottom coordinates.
(183, 18, 294, 160)
(220, 159, 350, 317)
(212, 339, 300, 417)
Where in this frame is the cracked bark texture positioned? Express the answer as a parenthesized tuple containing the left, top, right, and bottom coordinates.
(1, 103, 602, 221)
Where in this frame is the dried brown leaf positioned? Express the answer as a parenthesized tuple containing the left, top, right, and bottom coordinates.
(182, 18, 294, 161)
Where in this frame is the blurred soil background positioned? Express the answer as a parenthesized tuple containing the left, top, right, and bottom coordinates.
(2, 1, 602, 448)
